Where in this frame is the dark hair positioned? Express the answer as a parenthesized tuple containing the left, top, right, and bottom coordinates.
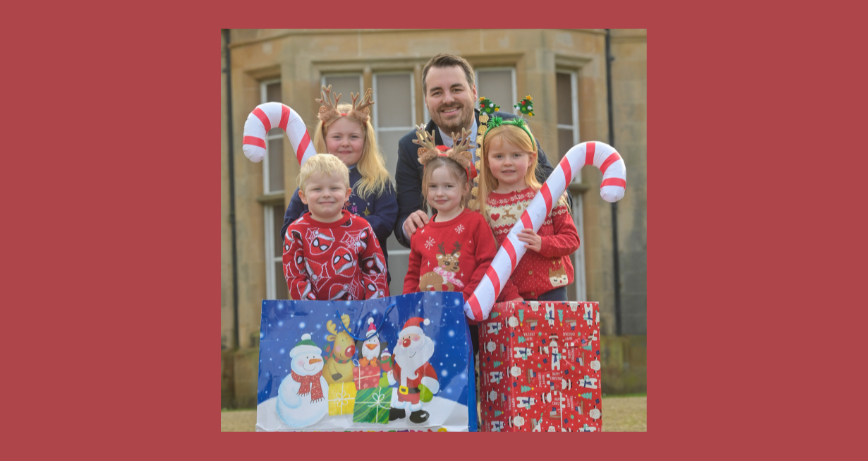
(421, 53, 475, 95)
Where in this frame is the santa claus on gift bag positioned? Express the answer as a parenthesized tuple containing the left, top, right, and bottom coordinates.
(387, 317, 439, 423)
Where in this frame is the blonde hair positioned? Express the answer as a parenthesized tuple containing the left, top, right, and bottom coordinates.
(421, 157, 471, 210)
(313, 102, 392, 199)
(478, 124, 542, 220)
(296, 154, 350, 192)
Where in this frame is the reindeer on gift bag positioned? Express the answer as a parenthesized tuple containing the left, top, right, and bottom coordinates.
(419, 242, 464, 292)
(323, 314, 356, 384)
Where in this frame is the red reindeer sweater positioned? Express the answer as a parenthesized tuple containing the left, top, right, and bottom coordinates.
(402, 209, 497, 302)
(283, 210, 389, 301)
(485, 187, 580, 300)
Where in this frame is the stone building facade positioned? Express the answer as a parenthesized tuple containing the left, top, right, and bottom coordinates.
(221, 29, 646, 405)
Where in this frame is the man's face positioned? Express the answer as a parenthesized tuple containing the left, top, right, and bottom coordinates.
(424, 65, 477, 135)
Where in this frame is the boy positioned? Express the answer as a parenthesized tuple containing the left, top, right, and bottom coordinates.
(283, 155, 389, 300)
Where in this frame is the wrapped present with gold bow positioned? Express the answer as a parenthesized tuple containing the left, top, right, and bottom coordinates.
(352, 387, 390, 424)
(327, 381, 357, 416)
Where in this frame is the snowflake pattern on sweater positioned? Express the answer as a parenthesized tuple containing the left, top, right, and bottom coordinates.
(283, 210, 389, 301)
(485, 187, 580, 300)
(402, 209, 497, 302)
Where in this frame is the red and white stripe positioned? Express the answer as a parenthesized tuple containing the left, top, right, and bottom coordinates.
(463, 141, 626, 321)
(242, 102, 316, 166)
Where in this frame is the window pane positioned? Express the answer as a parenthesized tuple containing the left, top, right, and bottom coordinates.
(477, 70, 514, 113)
(275, 261, 288, 300)
(323, 75, 362, 104)
(375, 74, 412, 128)
(266, 82, 282, 103)
(558, 128, 575, 159)
(376, 130, 408, 180)
(273, 203, 286, 257)
(267, 137, 284, 193)
(556, 73, 573, 124)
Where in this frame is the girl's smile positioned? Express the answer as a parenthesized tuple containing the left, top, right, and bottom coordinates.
(325, 117, 365, 167)
(426, 165, 469, 222)
(488, 139, 533, 193)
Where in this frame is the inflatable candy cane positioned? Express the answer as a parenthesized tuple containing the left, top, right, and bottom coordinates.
(464, 141, 626, 321)
(242, 103, 316, 167)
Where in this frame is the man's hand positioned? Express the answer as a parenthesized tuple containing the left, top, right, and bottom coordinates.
(402, 210, 430, 239)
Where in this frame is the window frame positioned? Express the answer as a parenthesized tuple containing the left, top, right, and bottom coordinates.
(260, 78, 284, 195)
(474, 67, 517, 115)
(556, 69, 587, 301)
(260, 78, 284, 299)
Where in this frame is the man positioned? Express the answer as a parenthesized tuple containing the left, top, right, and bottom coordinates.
(394, 53, 558, 248)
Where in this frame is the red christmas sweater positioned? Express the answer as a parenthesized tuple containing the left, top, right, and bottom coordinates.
(402, 208, 497, 302)
(283, 210, 389, 301)
(485, 187, 580, 300)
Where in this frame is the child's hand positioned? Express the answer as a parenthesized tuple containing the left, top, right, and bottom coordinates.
(517, 228, 542, 252)
(507, 297, 524, 302)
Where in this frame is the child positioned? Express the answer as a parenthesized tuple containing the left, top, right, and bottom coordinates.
(280, 86, 398, 282)
(283, 154, 389, 301)
(401, 125, 499, 302)
(401, 126, 500, 360)
(478, 114, 581, 302)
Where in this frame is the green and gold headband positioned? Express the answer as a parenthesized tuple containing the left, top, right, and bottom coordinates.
(479, 95, 536, 150)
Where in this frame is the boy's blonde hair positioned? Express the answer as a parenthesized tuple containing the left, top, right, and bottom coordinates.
(478, 124, 542, 219)
(313, 102, 392, 199)
(297, 153, 350, 192)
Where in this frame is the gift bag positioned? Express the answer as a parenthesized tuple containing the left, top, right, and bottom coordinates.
(256, 292, 477, 432)
(478, 301, 602, 432)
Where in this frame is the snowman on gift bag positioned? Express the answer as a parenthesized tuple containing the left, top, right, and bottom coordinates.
(387, 318, 440, 424)
(276, 333, 329, 428)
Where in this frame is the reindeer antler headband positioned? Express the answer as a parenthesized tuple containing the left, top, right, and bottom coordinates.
(316, 85, 375, 128)
(413, 124, 477, 183)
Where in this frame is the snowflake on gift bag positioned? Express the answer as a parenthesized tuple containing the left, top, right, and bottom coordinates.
(425, 237, 435, 249)
(455, 224, 465, 234)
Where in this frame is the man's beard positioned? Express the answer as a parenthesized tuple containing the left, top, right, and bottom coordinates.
(394, 336, 435, 379)
(431, 103, 473, 135)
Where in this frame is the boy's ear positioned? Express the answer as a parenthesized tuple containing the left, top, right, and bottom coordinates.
(298, 189, 308, 205)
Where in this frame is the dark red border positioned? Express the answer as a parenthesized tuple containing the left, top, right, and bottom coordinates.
(9, 0, 857, 457)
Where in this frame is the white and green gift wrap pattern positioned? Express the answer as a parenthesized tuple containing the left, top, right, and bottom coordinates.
(352, 387, 391, 424)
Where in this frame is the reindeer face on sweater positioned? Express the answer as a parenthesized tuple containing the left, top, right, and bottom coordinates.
(436, 251, 461, 273)
(549, 265, 569, 287)
(434, 241, 463, 274)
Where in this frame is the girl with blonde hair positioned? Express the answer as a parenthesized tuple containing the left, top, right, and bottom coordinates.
(280, 86, 398, 282)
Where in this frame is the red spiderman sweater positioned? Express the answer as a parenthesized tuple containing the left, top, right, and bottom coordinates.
(283, 210, 389, 301)
(485, 187, 580, 300)
(402, 208, 497, 302)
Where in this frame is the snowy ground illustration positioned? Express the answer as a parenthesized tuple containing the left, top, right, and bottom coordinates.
(256, 387, 471, 432)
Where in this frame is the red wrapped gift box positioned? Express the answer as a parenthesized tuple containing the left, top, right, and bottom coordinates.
(353, 364, 381, 391)
(478, 301, 602, 432)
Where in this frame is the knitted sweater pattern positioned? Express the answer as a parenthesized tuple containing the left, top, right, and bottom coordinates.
(283, 210, 389, 301)
(402, 209, 497, 302)
(485, 187, 580, 300)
